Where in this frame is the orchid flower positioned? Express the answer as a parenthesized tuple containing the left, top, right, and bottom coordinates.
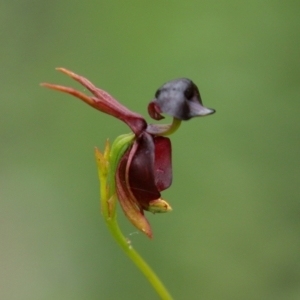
(41, 68, 215, 238)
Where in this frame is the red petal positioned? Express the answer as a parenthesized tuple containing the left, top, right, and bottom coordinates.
(147, 102, 164, 120)
(127, 132, 161, 210)
(153, 136, 172, 191)
(116, 149, 153, 238)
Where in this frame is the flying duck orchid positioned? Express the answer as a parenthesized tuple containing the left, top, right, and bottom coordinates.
(41, 68, 215, 238)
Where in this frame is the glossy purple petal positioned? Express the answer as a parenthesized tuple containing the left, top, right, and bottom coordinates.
(128, 132, 161, 210)
(116, 148, 153, 238)
(115, 135, 173, 237)
(153, 136, 172, 191)
(148, 78, 215, 120)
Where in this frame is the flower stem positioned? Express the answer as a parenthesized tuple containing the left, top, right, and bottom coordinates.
(106, 219, 173, 300)
(146, 117, 181, 136)
(95, 134, 173, 300)
(160, 118, 181, 136)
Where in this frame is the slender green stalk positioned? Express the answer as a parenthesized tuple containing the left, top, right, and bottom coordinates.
(146, 118, 181, 136)
(95, 134, 173, 300)
(160, 118, 181, 136)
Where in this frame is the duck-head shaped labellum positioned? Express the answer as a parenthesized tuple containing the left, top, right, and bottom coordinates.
(148, 78, 215, 120)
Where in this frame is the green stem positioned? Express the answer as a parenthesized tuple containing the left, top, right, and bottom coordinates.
(160, 118, 181, 136)
(146, 117, 181, 136)
(106, 219, 173, 300)
(96, 134, 173, 300)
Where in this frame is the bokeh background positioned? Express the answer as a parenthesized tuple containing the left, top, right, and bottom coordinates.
(1, 1, 300, 299)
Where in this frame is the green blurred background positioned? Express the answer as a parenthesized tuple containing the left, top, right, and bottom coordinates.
(1, 1, 300, 299)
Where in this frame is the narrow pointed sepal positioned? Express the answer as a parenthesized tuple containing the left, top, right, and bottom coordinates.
(41, 68, 147, 135)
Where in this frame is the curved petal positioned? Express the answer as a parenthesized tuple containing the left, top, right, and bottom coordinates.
(127, 132, 161, 210)
(148, 102, 164, 120)
(116, 149, 152, 238)
(148, 78, 215, 120)
(153, 136, 172, 191)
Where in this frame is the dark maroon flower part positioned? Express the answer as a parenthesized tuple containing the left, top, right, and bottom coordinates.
(125, 132, 171, 209)
(115, 132, 172, 237)
(148, 78, 215, 120)
(41, 69, 215, 237)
